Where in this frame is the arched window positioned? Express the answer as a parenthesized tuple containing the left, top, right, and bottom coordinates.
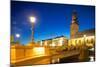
(91, 38, 94, 44)
(86, 39, 89, 43)
(70, 40, 72, 45)
(77, 40, 79, 45)
(75, 40, 77, 45)
(79, 40, 81, 45)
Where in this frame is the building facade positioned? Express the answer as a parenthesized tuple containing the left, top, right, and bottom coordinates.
(69, 11, 95, 49)
(36, 36, 68, 48)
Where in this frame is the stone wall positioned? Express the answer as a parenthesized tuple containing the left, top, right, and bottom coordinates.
(11, 45, 25, 61)
(11, 45, 50, 64)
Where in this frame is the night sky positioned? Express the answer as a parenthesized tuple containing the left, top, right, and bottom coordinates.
(11, 1, 95, 45)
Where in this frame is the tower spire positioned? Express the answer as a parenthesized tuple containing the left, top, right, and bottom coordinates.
(70, 10, 79, 39)
(72, 10, 78, 24)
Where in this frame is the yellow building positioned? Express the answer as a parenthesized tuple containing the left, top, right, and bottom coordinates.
(36, 36, 68, 48)
(69, 11, 95, 49)
(68, 35, 95, 49)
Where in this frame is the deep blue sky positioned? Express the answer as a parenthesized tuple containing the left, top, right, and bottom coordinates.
(11, 1, 95, 45)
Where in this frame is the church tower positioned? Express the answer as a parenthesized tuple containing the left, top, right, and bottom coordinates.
(70, 10, 79, 39)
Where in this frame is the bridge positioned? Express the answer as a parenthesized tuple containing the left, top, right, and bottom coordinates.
(12, 50, 80, 66)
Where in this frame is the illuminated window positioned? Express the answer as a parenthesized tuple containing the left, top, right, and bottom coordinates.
(45, 41, 47, 46)
(40, 41, 43, 46)
(59, 38, 63, 46)
(52, 42, 56, 47)
(79, 40, 81, 45)
(75, 40, 77, 44)
(91, 38, 94, 43)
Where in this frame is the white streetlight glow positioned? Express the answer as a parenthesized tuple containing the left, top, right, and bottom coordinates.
(15, 33, 20, 38)
(89, 56, 94, 61)
(29, 16, 36, 23)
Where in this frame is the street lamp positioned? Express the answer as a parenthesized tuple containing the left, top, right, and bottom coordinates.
(30, 16, 36, 23)
(29, 16, 36, 43)
(15, 33, 20, 43)
(15, 33, 20, 38)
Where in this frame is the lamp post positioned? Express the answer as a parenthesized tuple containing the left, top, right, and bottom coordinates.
(29, 16, 36, 43)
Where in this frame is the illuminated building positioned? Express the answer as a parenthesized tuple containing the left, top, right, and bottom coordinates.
(69, 11, 95, 49)
(36, 36, 68, 48)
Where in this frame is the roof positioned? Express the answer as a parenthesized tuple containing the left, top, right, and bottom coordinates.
(41, 35, 65, 41)
(75, 28, 95, 38)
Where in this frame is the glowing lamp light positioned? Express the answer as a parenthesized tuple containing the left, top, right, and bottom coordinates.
(33, 47, 45, 57)
(84, 35, 86, 38)
(89, 56, 94, 61)
(15, 33, 20, 38)
(89, 47, 94, 51)
(29, 16, 36, 23)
